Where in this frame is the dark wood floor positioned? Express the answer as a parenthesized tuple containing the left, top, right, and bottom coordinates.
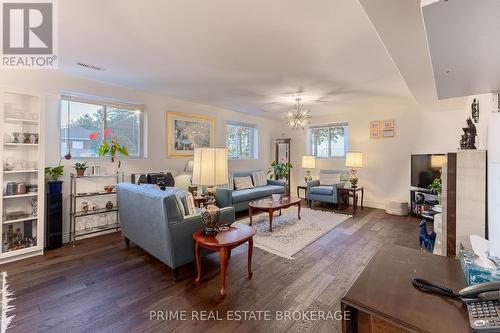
(2, 204, 420, 333)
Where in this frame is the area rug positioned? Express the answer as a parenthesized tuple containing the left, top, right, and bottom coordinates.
(235, 207, 351, 259)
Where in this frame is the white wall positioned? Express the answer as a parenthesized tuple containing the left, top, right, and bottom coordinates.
(1, 71, 283, 242)
(289, 107, 465, 208)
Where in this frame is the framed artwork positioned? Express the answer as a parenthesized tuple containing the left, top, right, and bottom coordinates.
(370, 130, 382, 139)
(166, 112, 215, 157)
(383, 120, 395, 129)
(383, 129, 395, 138)
(370, 120, 382, 130)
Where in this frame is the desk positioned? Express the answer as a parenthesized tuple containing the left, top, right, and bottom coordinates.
(341, 245, 469, 333)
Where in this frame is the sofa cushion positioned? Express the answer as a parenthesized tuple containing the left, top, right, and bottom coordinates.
(163, 187, 195, 216)
(310, 185, 335, 195)
(251, 170, 267, 187)
(232, 185, 284, 204)
(319, 173, 341, 186)
(234, 176, 254, 190)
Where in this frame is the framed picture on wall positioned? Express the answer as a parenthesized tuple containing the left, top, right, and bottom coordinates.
(383, 129, 395, 138)
(166, 112, 215, 157)
(370, 120, 382, 130)
(370, 130, 382, 139)
(383, 120, 395, 129)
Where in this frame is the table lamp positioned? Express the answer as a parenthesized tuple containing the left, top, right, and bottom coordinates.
(301, 155, 316, 182)
(192, 148, 229, 235)
(345, 152, 363, 188)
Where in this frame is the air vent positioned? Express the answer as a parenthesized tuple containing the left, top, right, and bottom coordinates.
(76, 62, 104, 71)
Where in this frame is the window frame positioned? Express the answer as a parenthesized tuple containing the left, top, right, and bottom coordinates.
(60, 94, 146, 159)
(309, 122, 349, 159)
(226, 121, 258, 160)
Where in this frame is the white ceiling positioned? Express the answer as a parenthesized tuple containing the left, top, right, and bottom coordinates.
(58, 0, 420, 117)
(422, 0, 500, 99)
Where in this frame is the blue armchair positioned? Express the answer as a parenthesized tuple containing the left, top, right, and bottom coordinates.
(306, 169, 349, 207)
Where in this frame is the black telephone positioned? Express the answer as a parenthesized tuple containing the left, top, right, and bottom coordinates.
(412, 278, 500, 332)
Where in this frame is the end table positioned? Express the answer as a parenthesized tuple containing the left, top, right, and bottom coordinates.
(193, 224, 255, 297)
(339, 186, 364, 215)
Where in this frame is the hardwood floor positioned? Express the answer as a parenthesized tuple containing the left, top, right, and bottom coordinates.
(2, 205, 420, 333)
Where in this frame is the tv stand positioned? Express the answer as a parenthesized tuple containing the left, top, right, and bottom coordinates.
(410, 188, 438, 218)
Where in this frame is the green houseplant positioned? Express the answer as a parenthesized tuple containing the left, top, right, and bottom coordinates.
(45, 161, 64, 193)
(267, 160, 293, 180)
(428, 177, 442, 204)
(74, 162, 88, 177)
(89, 129, 129, 170)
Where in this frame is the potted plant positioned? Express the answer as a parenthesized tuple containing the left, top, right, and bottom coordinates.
(89, 129, 129, 173)
(45, 162, 64, 193)
(267, 160, 293, 180)
(74, 162, 88, 177)
(429, 177, 442, 204)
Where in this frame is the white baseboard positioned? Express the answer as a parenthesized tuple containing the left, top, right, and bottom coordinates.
(362, 200, 385, 210)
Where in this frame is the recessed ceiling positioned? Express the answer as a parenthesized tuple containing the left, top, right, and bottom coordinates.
(58, 0, 416, 117)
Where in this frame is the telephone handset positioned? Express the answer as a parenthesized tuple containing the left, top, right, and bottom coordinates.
(412, 278, 500, 332)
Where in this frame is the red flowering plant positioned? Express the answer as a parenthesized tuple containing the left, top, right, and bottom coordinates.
(89, 129, 129, 167)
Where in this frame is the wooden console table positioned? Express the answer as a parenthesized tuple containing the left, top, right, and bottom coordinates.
(341, 245, 469, 333)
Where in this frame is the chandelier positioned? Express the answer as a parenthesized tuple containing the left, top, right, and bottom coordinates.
(287, 98, 312, 130)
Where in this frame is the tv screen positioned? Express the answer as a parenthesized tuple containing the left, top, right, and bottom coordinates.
(411, 154, 446, 189)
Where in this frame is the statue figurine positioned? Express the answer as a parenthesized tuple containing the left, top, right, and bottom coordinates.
(459, 117, 477, 150)
(471, 98, 479, 123)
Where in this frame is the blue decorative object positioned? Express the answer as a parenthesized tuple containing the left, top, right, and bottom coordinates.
(47, 181, 63, 193)
(459, 250, 500, 285)
(418, 219, 436, 252)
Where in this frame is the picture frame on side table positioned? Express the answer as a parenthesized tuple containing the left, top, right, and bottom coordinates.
(166, 112, 215, 158)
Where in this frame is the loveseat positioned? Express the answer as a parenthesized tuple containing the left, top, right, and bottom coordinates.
(215, 171, 287, 212)
(117, 183, 235, 279)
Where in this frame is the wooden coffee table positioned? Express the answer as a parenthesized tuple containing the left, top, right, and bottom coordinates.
(248, 196, 301, 232)
(193, 224, 255, 297)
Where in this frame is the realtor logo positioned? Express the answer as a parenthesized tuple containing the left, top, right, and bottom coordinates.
(1, 0, 57, 68)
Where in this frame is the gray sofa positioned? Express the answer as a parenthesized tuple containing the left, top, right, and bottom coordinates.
(306, 169, 349, 207)
(215, 171, 287, 212)
(117, 183, 235, 280)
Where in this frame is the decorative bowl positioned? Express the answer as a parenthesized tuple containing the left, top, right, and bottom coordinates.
(271, 194, 281, 202)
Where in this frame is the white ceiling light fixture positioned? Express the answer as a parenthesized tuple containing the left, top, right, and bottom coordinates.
(287, 98, 312, 130)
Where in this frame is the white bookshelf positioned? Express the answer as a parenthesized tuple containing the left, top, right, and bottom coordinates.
(0, 88, 45, 263)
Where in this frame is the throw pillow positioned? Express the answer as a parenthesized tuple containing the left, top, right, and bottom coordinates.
(163, 188, 195, 216)
(234, 176, 254, 190)
(251, 170, 267, 187)
(139, 183, 161, 190)
(319, 173, 341, 186)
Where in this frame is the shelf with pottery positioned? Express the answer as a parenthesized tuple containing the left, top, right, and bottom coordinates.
(0, 88, 45, 263)
(69, 172, 122, 246)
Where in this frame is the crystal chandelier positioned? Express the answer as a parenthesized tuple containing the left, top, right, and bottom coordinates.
(287, 98, 312, 130)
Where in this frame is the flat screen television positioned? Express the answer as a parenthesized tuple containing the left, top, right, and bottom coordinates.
(411, 154, 446, 189)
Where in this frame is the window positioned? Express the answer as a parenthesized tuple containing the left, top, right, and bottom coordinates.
(226, 122, 258, 159)
(309, 123, 348, 158)
(60, 95, 144, 159)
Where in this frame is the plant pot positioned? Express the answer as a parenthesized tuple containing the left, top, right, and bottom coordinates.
(76, 169, 86, 177)
(48, 181, 63, 193)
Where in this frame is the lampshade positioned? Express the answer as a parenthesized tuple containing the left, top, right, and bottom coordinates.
(302, 155, 316, 169)
(184, 159, 194, 172)
(431, 155, 447, 169)
(345, 152, 363, 168)
(192, 148, 229, 186)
